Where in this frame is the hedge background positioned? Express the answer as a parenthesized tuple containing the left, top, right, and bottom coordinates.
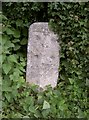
(1, 2, 89, 118)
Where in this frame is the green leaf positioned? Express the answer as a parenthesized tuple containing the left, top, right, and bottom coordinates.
(86, 78, 89, 86)
(2, 55, 6, 63)
(42, 100, 50, 110)
(13, 39, 20, 43)
(6, 27, 14, 35)
(42, 109, 50, 118)
(13, 30, 20, 38)
(2, 79, 12, 91)
(14, 44, 20, 51)
(16, 19, 23, 27)
(3, 63, 11, 75)
(29, 106, 36, 113)
(6, 41, 14, 48)
(2, 86, 12, 92)
(2, 14, 7, 20)
(0, 55, 2, 64)
(78, 108, 85, 118)
(0, 35, 2, 44)
(23, 116, 29, 118)
(20, 38, 27, 45)
(5, 93, 11, 102)
(2, 35, 9, 45)
(12, 88, 18, 97)
(34, 111, 41, 118)
(2, 35, 14, 48)
(69, 78, 74, 84)
(8, 55, 17, 63)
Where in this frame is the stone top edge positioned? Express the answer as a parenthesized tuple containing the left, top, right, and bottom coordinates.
(31, 22, 48, 25)
(30, 22, 48, 28)
(29, 22, 51, 33)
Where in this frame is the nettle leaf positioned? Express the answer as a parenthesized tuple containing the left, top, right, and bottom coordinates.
(14, 69, 22, 76)
(2, 54, 6, 63)
(6, 27, 14, 35)
(0, 35, 2, 45)
(0, 55, 2, 64)
(2, 36, 14, 50)
(2, 75, 12, 92)
(12, 88, 18, 98)
(6, 41, 14, 48)
(15, 77, 25, 88)
(42, 100, 50, 110)
(13, 30, 20, 38)
(8, 55, 18, 63)
(5, 93, 11, 102)
(2, 14, 7, 20)
(2, 35, 9, 46)
(3, 63, 11, 75)
(2, 82, 12, 92)
(0, 46, 2, 55)
(2, 25, 6, 33)
(10, 68, 22, 80)
(14, 44, 21, 51)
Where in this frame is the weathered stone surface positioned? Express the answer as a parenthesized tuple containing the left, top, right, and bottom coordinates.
(26, 22, 59, 89)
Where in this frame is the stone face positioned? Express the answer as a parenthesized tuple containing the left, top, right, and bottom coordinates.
(26, 22, 59, 89)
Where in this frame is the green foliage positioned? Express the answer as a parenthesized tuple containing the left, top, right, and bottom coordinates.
(48, 2, 89, 86)
(2, 2, 89, 119)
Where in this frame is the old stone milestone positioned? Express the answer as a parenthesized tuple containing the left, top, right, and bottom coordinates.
(26, 22, 59, 89)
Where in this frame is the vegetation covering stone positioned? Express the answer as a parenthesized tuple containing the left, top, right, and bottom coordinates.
(1, 2, 89, 118)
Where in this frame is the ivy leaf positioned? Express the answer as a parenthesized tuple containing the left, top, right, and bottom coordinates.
(78, 108, 85, 118)
(3, 63, 11, 75)
(20, 38, 27, 45)
(16, 19, 23, 27)
(42, 109, 50, 117)
(69, 78, 74, 84)
(23, 116, 29, 118)
(13, 30, 20, 38)
(34, 111, 41, 118)
(86, 78, 89, 86)
(29, 106, 36, 113)
(42, 100, 50, 110)
(13, 39, 20, 43)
